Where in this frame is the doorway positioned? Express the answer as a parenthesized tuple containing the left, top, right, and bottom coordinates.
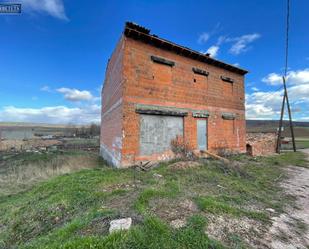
(197, 119, 207, 151)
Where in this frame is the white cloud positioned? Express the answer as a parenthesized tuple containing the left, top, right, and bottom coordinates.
(198, 32, 210, 44)
(246, 103, 275, 119)
(21, 0, 68, 20)
(57, 88, 93, 102)
(300, 116, 309, 121)
(197, 23, 221, 44)
(228, 33, 261, 55)
(288, 84, 309, 103)
(199, 33, 260, 57)
(217, 36, 226, 45)
(262, 68, 309, 86)
(246, 81, 309, 120)
(262, 73, 282, 86)
(251, 87, 259, 91)
(206, 45, 219, 58)
(0, 105, 100, 124)
(40, 85, 52, 92)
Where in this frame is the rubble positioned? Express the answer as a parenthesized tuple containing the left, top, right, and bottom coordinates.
(246, 133, 277, 156)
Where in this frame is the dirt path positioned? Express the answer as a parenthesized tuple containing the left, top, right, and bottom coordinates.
(266, 149, 309, 249)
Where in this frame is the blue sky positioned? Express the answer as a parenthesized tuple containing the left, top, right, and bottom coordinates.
(0, 0, 308, 124)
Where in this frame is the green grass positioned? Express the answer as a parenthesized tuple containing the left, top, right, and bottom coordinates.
(262, 151, 309, 168)
(63, 138, 99, 146)
(296, 140, 309, 149)
(134, 181, 180, 214)
(25, 216, 223, 249)
(195, 196, 268, 222)
(0, 151, 307, 248)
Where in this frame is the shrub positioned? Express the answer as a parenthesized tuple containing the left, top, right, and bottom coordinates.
(170, 136, 195, 160)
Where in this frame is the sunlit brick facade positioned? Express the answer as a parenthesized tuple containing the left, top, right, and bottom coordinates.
(101, 23, 247, 167)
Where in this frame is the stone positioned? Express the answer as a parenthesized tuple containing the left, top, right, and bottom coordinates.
(153, 173, 163, 178)
(109, 218, 132, 233)
(170, 219, 186, 229)
(266, 208, 275, 213)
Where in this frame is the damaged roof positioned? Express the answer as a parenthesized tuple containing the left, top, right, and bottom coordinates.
(124, 22, 248, 76)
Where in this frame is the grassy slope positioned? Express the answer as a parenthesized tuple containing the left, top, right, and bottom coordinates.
(0, 151, 101, 196)
(0, 152, 307, 249)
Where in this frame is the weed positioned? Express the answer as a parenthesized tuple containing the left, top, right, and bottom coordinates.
(195, 196, 268, 222)
(0, 151, 307, 248)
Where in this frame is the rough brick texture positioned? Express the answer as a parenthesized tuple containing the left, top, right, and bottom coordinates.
(246, 133, 277, 156)
(100, 37, 124, 167)
(101, 33, 246, 167)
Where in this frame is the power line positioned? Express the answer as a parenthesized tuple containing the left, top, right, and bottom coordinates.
(284, 0, 290, 77)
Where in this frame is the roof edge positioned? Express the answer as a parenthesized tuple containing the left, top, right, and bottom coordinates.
(123, 22, 248, 76)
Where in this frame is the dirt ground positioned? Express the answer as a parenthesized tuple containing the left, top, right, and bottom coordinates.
(265, 149, 309, 249)
(0, 139, 61, 151)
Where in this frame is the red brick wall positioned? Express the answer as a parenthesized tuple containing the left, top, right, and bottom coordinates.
(100, 37, 125, 167)
(101, 35, 246, 167)
(119, 37, 246, 166)
(123, 38, 245, 110)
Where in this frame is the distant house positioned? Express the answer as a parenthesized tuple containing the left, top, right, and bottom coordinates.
(100, 22, 247, 167)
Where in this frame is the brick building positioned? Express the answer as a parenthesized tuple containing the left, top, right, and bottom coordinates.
(100, 22, 248, 167)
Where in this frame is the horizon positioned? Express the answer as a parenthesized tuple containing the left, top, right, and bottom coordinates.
(1, 0, 309, 124)
(1, 119, 309, 128)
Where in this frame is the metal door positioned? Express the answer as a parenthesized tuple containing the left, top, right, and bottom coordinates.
(197, 119, 207, 150)
(140, 115, 183, 155)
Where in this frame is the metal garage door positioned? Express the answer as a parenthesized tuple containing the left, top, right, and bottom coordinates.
(140, 115, 183, 155)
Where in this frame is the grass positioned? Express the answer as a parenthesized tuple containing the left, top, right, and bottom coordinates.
(195, 196, 268, 222)
(0, 150, 103, 196)
(0, 151, 307, 248)
(63, 137, 99, 146)
(26, 216, 223, 249)
(296, 140, 309, 149)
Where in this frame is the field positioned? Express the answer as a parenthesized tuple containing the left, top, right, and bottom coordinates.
(0, 122, 99, 152)
(247, 120, 309, 149)
(0, 123, 70, 140)
(0, 150, 308, 249)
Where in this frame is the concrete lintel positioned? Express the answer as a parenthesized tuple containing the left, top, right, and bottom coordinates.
(221, 76, 234, 83)
(192, 67, 209, 77)
(135, 104, 188, 116)
(150, 55, 175, 67)
(192, 110, 209, 118)
(222, 112, 236, 120)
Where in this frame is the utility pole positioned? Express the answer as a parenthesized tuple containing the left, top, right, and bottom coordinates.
(276, 0, 296, 153)
(276, 77, 296, 153)
(276, 85, 286, 153)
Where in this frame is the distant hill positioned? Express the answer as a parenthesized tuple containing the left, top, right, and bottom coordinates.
(0, 122, 97, 128)
(246, 120, 309, 138)
(247, 120, 309, 128)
